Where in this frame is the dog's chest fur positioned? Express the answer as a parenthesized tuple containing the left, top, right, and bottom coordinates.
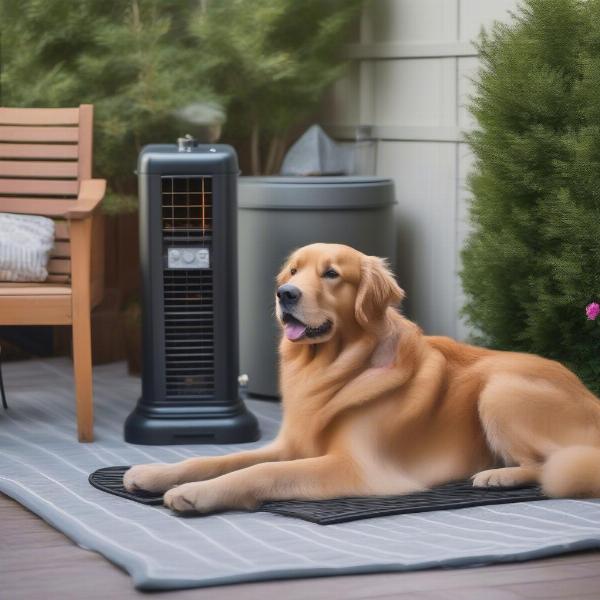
(278, 336, 396, 457)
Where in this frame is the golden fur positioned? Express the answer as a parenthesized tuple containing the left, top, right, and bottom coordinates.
(124, 243, 600, 513)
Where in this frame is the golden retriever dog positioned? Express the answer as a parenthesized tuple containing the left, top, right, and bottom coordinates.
(124, 243, 600, 513)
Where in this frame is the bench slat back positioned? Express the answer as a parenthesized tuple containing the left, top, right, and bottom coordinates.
(0, 105, 95, 284)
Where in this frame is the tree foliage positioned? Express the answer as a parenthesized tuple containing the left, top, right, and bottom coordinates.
(461, 0, 600, 392)
(191, 0, 363, 175)
(0, 0, 362, 211)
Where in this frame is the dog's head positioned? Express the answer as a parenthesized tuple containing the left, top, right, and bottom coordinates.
(275, 243, 404, 343)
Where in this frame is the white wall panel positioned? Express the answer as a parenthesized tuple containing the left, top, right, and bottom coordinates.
(373, 58, 456, 127)
(459, 0, 520, 42)
(457, 56, 479, 131)
(377, 141, 457, 336)
(368, 0, 458, 43)
(322, 62, 362, 126)
(322, 0, 522, 340)
(456, 143, 475, 340)
(456, 145, 474, 259)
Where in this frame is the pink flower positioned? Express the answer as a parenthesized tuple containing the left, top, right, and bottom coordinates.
(586, 302, 600, 321)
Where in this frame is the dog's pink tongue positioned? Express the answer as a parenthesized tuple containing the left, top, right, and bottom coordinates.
(285, 322, 306, 341)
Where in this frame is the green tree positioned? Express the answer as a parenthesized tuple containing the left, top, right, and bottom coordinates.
(190, 0, 363, 175)
(461, 0, 600, 392)
(0, 0, 363, 208)
(0, 0, 211, 213)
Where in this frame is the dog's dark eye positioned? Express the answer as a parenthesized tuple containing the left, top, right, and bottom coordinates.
(323, 268, 339, 279)
(290, 268, 297, 276)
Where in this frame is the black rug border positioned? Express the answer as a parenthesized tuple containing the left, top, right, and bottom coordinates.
(89, 465, 163, 505)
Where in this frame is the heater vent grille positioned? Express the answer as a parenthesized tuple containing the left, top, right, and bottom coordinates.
(161, 176, 214, 401)
(161, 175, 212, 242)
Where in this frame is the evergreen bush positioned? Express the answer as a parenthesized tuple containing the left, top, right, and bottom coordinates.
(461, 0, 600, 392)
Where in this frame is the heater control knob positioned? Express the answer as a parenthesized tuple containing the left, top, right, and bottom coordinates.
(170, 250, 181, 261)
(183, 251, 194, 264)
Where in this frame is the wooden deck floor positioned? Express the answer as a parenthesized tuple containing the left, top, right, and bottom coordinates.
(2, 491, 600, 600)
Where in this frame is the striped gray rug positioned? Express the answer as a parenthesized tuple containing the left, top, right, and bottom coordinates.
(2, 358, 600, 591)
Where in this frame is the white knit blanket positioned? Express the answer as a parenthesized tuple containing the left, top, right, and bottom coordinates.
(0, 212, 55, 282)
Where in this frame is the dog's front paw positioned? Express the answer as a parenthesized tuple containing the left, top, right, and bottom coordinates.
(123, 463, 181, 493)
(164, 482, 216, 514)
(163, 480, 257, 514)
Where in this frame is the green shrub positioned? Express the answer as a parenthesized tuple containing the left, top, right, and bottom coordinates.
(461, 0, 600, 392)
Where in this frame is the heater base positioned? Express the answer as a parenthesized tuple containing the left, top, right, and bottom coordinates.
(124, 403, 260, 445)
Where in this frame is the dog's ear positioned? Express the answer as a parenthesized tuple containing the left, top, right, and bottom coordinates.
(355, 256, 404, 327)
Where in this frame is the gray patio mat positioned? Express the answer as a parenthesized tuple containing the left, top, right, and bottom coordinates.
(1, 358, 600, 591)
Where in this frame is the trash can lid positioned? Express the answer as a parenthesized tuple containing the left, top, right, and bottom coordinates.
(238, 176, 395, 210)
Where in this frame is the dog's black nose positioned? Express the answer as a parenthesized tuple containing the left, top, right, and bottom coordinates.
(277, 284, 302, 307)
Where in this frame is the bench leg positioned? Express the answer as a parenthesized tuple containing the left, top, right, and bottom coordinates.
(70, 218, 94, 442)
(72, 312, 93, 441)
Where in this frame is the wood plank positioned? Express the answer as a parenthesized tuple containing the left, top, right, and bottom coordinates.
(0, 178, 78, 196)
(0, 295, 71, 324)
(48, 258, 71, 275)
(0, 143, 79, 159)
(506, 577, 600, 599)
(54, 220, 70, 239)
(0, 283, 71, 295)
(47, 273, 71, 283)
(0, 107, 79, 125)
(78, 104, 93, 180)
(0, 125, 79, 143)
(51, 240, 71, 257)
(0, 198, 76, 217)
(0, 160, 78, 178)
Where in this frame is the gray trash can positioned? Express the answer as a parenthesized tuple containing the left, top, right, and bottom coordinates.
(238, 176, 396, 398)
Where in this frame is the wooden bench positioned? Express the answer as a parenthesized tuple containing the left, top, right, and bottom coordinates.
(0, 105, 106, 442)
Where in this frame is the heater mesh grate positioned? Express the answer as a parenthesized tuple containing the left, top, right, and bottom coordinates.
(161, 176, 214, 401)
(161, 176, 212, 240)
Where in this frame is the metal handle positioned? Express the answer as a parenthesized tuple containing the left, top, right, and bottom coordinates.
(177, 134, 198, 152)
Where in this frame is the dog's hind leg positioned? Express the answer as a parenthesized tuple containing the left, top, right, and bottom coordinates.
(472, 372, 600, 489)
(473, 374, 560, 488)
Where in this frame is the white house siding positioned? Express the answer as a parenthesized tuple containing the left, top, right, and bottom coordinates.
(323, 0, 520, 339)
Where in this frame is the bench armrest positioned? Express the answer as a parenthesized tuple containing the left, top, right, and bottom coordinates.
(67, 179, 106, 219)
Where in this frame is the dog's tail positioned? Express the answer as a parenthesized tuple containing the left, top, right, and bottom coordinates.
(541, 445, 600, 498)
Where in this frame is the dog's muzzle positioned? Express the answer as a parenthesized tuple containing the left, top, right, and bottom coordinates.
(281, 312, 333, 341)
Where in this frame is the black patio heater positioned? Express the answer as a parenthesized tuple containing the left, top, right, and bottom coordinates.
(124, 136, 259, 445)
